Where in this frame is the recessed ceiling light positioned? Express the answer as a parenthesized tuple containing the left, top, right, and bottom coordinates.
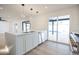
(45, 6, 48, 8)
(0, 7, 3, 10)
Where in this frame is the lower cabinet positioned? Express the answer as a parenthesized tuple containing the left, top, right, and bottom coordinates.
(38, 31, 47, 44)
(33, 32, 39, 47)
(16, 32, 39, 55)
(5, 31, 46, 55)
(42, 31, 47, 42)
(16, 35, 26, 54)
(25, 33, 34, 52)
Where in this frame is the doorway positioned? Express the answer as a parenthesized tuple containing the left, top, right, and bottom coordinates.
(48, 15, 70, 44)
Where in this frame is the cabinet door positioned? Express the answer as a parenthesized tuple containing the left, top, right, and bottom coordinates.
(42, 31, 47, 42)
(38, 32, 42, 44)
(16, 35, 25, 55)
(29, 34, 34, 49)
(33, 32, 39, 47)
(25, 36, 29, 52)
(44, 31, 47, 41)
(25, 34, 33, 52)
(41, 32, 45, 42)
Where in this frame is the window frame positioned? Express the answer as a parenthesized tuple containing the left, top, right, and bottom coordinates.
(22, 21, 31, 32)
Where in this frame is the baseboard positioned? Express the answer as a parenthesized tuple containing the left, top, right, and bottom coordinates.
(48, 40, 70, 46)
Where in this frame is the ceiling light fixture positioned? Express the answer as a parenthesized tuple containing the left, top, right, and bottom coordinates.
(30, 8, 33, 11)
(21, 4, 26, 19)
(36, 11, 39, 13)
(21, 4, 25, 6)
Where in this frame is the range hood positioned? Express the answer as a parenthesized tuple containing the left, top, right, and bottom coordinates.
(0, 17, 6, 21)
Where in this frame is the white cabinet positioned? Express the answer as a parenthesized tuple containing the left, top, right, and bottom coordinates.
(5, 32, 39, 55)
(25, 32, 39, 52)
(16, 35, 26, 54)
(33, 32, 39, 47)
(25, 33, 34, 52)
(38, 31, 47, 43)
(25, 36, 30, 52)
(43, 31, 47, 41)
(38, 32, 42, 44)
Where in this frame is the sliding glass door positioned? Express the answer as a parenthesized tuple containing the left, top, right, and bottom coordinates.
(58, 20, 69, 44)
(48, 15, 70, 44)
(48, 17, 58, 41)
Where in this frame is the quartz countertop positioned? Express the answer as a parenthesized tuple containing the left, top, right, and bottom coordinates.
(5, 31, 35, 36)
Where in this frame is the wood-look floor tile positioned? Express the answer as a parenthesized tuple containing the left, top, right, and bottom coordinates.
(26, 41, 72, 55)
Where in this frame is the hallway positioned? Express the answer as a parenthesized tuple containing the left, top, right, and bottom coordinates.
(26, 41, 72, 55)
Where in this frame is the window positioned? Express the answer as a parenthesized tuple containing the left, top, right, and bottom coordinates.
(22, 21, 31, 32)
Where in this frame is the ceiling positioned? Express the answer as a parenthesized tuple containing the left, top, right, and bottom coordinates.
(0, 4, 78, 19)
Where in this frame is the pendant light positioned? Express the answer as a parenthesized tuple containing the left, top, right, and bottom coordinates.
(21, 4, 25, 18)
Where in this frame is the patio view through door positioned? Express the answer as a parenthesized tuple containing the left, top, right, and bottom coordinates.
(48, 15, 70, 44)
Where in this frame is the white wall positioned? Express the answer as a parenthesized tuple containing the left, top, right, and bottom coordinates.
(8, 20, 22, 33)
(0, 21, 9, 33)
(30, 5, 79, 33)
(30, 15, 48, 31)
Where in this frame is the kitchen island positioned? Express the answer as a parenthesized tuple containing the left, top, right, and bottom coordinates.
(5, 32, 39, 55)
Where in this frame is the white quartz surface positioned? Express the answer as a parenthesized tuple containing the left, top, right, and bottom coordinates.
(6, 31, 35, 36)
